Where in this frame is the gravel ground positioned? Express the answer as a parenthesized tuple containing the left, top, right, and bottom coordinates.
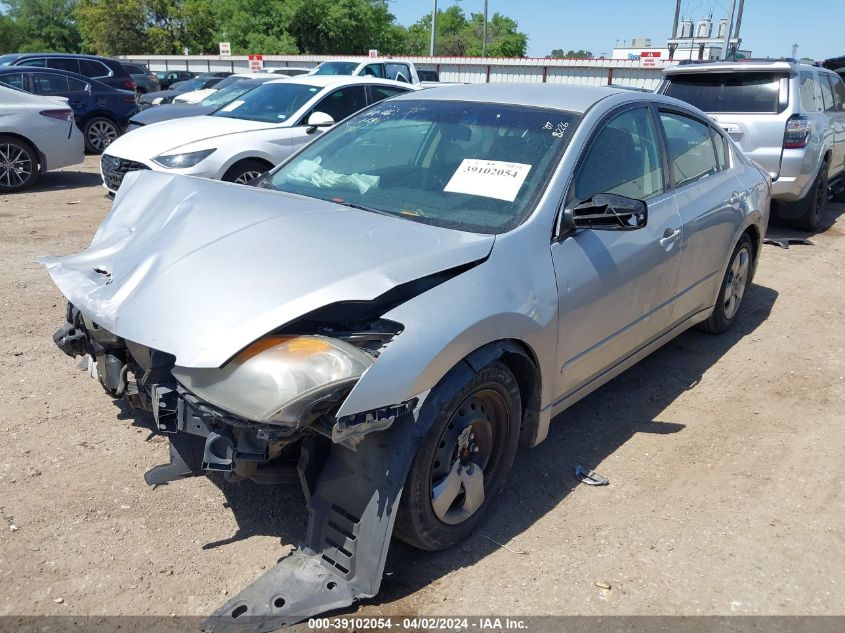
(0, 156, 843, 621)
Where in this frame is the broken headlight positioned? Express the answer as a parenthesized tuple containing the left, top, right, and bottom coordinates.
(171, 335, 374, 425)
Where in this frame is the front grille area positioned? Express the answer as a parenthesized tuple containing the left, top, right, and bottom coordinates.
(101, 155, 149, 191)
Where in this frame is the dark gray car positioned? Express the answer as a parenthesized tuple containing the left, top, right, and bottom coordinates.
(125, 77, 275, 132)
(121, 62, 160, 94)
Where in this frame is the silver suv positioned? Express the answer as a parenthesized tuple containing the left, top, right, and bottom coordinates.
(659, 60, 845, 230)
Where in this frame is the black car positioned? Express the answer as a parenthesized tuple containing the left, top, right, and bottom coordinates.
(0, 67, 139, 153)
(139, 73, 232, 105)
(121, 62, 160, 94)
(0, 53, 136, 92)
(154, 69, 196, 90)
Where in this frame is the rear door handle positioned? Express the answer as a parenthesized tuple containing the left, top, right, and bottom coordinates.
(659, 228, 681, 249)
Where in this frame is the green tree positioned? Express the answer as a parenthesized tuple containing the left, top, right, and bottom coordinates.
(403, 5, 527, 57)
(0, 13, 25, 52)
(6, 0, 81, 52)
(212, 0, 297, 54)
(287, 0, 402, 55)
(75, 0, 147, 54)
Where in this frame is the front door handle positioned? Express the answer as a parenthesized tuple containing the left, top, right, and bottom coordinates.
(659, 228, 681, 250)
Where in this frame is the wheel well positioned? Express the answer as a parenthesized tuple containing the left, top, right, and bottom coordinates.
(231, 157, 274, 171)
(0, 132, 43, 171)
(464, 339, 542, 448)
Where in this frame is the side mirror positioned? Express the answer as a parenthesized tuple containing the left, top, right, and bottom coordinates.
(306, 111, 334, 134)
(560, 193, 648, 233)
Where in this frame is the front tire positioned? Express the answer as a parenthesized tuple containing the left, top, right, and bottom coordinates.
(83, 117, 120, 154)
(395, 360, 521, 551)
(222, 159, 271, 185)
(0, 135, 39, 192)
(699, 233, 753, 334)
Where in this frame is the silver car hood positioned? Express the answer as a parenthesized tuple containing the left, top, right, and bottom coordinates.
(39, 171, 494, 368)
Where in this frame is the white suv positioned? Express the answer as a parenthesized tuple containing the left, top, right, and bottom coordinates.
(660, 60, 845, 231)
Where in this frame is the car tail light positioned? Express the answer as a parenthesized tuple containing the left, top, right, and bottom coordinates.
(40, 109, 74, 122)
(784, 114, 812, 149)
(120, 79, 137, 91)
(121, 94, 138, 104)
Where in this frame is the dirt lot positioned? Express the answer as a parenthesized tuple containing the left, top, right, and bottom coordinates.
(1, 156, 843, 621)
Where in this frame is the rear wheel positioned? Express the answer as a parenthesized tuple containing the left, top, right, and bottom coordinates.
(792, 164, 829, 232)
(222, 159, 271, 185)
(699, 233, 753, 334)
(395, 360, 521, 551)
(83, 117, 120, 154)
(0, 135, 39, 192)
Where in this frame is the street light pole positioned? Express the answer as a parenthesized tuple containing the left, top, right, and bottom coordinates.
(482, 0, 488, 57)
(430, 0, 438, 56)
(720, 0, 737, 60)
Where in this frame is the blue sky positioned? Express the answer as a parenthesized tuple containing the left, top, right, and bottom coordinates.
(389, 0, 845, 60)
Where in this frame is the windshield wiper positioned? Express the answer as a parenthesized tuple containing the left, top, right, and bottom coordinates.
(332, 200, 396, 218)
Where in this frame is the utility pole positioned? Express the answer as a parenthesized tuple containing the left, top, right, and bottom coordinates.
(731, 0, 745, 58)
(430, 0, 438, 56)
(720, 0, 737, 60)
(669, 0, 681, 60)
(792, 43, 799, 59)
(482, 0, 489, 58)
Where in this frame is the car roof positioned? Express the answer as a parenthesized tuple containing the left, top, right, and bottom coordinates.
(664, 60, 831, 75)
(0, 65, 119, 91)
(392, 83, 625, 113)
(9, 52, 118, 62)
(266, 75, 416, 89)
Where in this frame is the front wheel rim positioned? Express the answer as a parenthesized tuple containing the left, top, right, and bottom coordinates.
(87, 120, 118, 151)
(0, 143, 33, 188)
(234, 170, 263, 184)
(723, 246, 750, 320)
(429, 389, 506, 525)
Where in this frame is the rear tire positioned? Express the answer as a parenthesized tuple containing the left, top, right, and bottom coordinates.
(83, 117, 120, 154)
(395, 360, 521, 551)
(791, 164, 828, 232)
(698, 233, 753, 335)
(0, 135, 39, 192)
(222, 159, 271, 185)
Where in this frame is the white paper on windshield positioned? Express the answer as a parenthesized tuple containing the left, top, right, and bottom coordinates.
(220, 100, 245, 112)
(444, 159, 532, 202)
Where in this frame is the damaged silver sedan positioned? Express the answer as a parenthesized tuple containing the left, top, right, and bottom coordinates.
(40, 84, 769, 629)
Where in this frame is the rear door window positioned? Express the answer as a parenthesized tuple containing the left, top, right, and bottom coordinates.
(659, 111, 720, 188)
(831, 75, 845, 111)
(47, 58, 80, 73)
(370, 85, 410, 103)
(820, 75, 835, 112)
(68, 77, 89, 93)
(800, 72, 819, 112)
(385, 63, 411, 82)
(664, 72, 785, 113)
(32, 72, 70, 96)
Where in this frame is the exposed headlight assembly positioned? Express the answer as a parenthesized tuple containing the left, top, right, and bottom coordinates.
(171, 336, 374, 426)
(152, 148, 216, 169)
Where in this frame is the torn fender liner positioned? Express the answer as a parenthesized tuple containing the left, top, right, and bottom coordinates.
(203, 397, 433, 633)
(38, 170, 494, 369)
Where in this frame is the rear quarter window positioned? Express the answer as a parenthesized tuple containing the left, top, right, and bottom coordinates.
(800, 72, 819, 112)
(664, 72, 786, 114)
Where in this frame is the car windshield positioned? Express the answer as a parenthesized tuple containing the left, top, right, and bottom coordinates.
(177, 78, 206, 91)
(200, 82, 261, 107)
(0, 54, 20, 66)
(211, 81, 318, 123)
(267, 99, 581, 234)
(313, 62, 359, 76)
(664, 72, 786, 113)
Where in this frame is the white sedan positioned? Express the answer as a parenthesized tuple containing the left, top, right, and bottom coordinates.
(0, 84, 84, 192)
(101, 76, 414, 191)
